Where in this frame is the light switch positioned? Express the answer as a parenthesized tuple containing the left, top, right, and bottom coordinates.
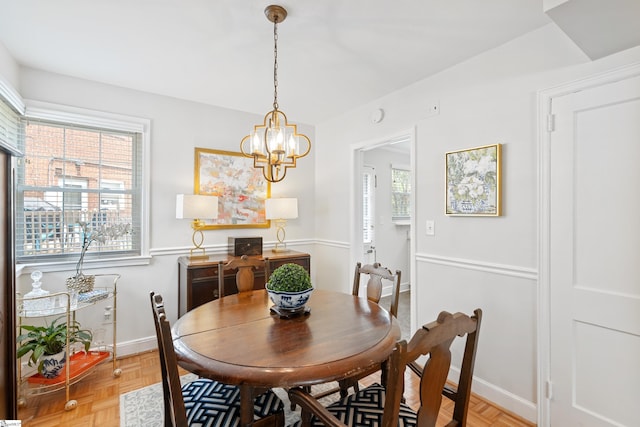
(426, 220, 435, 236)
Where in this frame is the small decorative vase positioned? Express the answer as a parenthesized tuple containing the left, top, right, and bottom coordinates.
(66, 273, 95, 293)
(39, 350, 67, 379)
(266, 287, 314, 312)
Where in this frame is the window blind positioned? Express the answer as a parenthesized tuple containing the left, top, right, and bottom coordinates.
(0, 93, 22, 154)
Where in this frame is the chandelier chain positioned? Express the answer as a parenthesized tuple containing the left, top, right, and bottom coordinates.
(273, 17, 279, 111)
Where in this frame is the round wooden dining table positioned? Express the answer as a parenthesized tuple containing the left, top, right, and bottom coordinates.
(172, 288, 401, 426)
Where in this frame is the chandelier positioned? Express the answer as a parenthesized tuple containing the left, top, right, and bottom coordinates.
(240, 5, 311, 183)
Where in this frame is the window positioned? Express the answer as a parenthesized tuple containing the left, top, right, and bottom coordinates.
(391, 166, 411, 221)
(16, 103, 148, 263)
(362, 168, 374, 244)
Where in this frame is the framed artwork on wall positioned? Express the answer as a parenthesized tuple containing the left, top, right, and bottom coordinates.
(445, 143, 502, 216)
(194, 148, 271, 229)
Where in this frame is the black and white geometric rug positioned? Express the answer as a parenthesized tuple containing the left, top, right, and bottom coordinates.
(119, 373, 198, 427)
(119, 374, 341, 427)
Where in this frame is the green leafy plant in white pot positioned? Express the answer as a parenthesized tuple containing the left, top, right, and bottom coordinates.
(266, 263, 313, 311)
(17, 316, 93, 378)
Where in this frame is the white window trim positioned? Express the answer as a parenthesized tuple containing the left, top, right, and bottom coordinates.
(18, 99, 151, 272)
(0, 74, 25, 115)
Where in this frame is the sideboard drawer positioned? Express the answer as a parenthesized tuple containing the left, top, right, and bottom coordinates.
(191, 266, 217, 280)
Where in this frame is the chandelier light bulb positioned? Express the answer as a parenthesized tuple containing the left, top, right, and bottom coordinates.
(252, 131, 263, 155)
(288, 134, 297, 157)
(275, 126, 284, 148)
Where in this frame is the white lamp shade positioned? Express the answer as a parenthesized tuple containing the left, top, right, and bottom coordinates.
(265, 198, 298, 220)
(176, 194, 219, 219)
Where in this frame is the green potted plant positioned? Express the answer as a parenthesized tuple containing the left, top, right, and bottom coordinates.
(17, 316, 93, 378)
(266, 263, 313, 311)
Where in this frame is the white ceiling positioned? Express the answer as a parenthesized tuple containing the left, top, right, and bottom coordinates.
(0, 1, 552, 124)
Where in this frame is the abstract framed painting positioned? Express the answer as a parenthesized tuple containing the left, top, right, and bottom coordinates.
(445, 144, 501, 216)
(194, 148, 270, 229)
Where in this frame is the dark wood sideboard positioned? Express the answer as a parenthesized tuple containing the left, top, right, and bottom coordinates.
(178, 250, 310, 317)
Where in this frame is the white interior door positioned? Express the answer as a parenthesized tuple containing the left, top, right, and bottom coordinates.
(362, 166, 376, 264)
(549, 74, 640, 426)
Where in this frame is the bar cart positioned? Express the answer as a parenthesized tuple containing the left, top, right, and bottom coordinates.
(16, 273, 121, 411)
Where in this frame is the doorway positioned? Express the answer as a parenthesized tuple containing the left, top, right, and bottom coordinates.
(353, 132, 414, 300)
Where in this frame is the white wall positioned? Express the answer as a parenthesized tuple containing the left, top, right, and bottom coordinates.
(314, 23, 640, 422)
(12, 68, 316, 354)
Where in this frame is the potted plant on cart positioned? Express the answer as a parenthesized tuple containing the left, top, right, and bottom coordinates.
(266, 263, 313, 313)
(17, 316, 93, 379)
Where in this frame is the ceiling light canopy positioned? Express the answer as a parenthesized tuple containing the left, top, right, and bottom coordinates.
(240, 5, 311, 183)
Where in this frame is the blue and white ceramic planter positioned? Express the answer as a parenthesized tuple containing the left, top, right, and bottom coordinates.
(266, 287, 314, 311)
(40, 350, 67, 378)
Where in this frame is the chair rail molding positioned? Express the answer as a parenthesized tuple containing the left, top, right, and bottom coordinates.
(150, 238, 315, 257)
(313, 239, 350, 249)
(416, 253, 537, 280)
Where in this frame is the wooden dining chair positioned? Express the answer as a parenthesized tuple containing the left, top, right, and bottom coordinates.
(304, 262, 403, 403)
(218, 255, 267, 298)
(149, 292, 285, 427)
(289, 308, 482, 427)
(352, 261, 402, 318)
(408, 308, 483, 427)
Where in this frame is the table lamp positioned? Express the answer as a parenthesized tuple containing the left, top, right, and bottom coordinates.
(265, 197, 298, 252)
(176, 194, 218, 259)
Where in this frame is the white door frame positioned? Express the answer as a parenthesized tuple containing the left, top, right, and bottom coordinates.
(537, 62, 640, 427)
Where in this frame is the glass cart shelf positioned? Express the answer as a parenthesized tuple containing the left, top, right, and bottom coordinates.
(16, 273, 121, 411)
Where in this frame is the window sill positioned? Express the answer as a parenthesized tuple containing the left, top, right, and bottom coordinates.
(16, 256, 152, 278)
(393, 220, 411, 226)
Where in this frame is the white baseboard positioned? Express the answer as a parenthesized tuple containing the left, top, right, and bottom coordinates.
(448, 366, 537, 424)
(116, 336, 157, 357)
(381, 282, 411, 298)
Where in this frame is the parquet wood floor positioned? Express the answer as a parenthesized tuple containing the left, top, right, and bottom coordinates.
(17, 350, 535, 427)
